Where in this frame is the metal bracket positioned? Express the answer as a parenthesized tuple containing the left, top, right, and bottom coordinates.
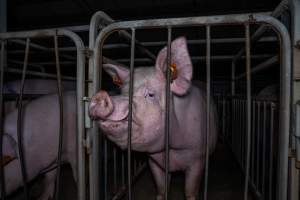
(83, 96, 92, 129)
(84, 48, 93, 58)
(82, 138, 92, 155)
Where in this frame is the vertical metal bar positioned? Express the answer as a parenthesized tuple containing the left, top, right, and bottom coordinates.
(269, 103, 275, 200)
(243, 99, 246, 167)
(0, 40, 5, 200)
(239, 100, 242, 165)
(256, 102, 260, 188)
(113, 147, 117, 192)
(0, 0, 6, 33)
(231, 61, 235, 96)
(54, 33, 64, 200)
(222, 99, 226, 138)
(164, 27, 172, 200)
(232, 99, 236, 149)
(204, 25, 211, 200)
(104, 139, 108, 200)
(262, 101, 267, 197)
(127, 28, 136, 200)
(122, 153, 125, 186)
(244, 24, 251, 200)
(251, 100, 255, 182)
(17, 38, 30, 200)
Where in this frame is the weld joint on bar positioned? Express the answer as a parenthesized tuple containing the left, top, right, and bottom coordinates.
(84, 48, 93, 58)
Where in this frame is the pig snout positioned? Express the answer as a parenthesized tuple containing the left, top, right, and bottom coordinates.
(89, 90, 114, 120)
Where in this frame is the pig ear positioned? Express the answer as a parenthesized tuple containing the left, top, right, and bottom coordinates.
(155, 37, 193, 96)
(103, 64, 130, 82)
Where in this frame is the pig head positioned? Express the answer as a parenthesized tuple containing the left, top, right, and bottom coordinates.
(89, 37, 218, 200)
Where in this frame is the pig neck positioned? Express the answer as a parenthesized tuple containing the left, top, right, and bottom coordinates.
(168, 93, 183, 149)
(169, 86, 202, 150)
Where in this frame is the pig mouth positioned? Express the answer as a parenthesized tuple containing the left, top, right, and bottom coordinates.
(99, 115, 139, 133)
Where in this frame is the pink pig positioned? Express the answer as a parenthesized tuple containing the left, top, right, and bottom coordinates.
(89, 37, 218, 200)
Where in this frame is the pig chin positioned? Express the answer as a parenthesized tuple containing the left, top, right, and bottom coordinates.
(98, 119, 128, 136)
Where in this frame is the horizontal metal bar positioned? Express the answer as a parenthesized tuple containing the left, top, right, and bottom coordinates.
(6, 36, 272, 53)
(4, 67, 75, 80)
(235, 56, 278, 80)
(114, 54, 274, 63)
(9, 39, 75, 60)
(94, 12, 271, 35)
(103, 36, 277, 49)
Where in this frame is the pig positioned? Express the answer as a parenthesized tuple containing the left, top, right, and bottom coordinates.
(89, 37, 218, 200)
(1, 91, 76, 200)
(3, 79, 75, 115)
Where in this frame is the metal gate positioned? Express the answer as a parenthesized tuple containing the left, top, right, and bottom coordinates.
(86, 11, 291, 200)
(0, 29, 86, 200)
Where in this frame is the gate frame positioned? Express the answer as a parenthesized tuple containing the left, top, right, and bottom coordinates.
(89, 13, 291, 200)
(0, 29, 86, 200)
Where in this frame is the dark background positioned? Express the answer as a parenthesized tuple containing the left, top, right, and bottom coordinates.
(7, 0, 280, 31)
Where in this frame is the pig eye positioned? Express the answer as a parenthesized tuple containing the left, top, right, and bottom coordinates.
(148, 93, 155, 98)
(145, 90, 155, 99)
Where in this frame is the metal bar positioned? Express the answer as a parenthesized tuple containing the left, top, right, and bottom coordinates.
(11, 61, 76, 66)
(231, 61, 235, 96)
(114, 54, 274, 63)
(204, 25, 211, 200)
(274, 14, 291, 200)
(256, 102, 260, 188)
(54, 33, 64, 200)
(251, 100, 255, 182)
(21, 36, 274, 53)
(127, 28, 136, 200)
(17, 38, 30, 200)
(121, 153, 125, 186)
(0, 0, 7, 33)
(239, 100, 242, 165)
(0, 40, 6, 200)
(9, 39, 76, 60)
(57, 29, 86, 200)
(288, 1, 300, 200)
(104, 139, 108, 200)
(262, 101, 267, 197)
(235, 56, 279, 80)
(165, 27, 172, 200)
(4, 67, 76, 80)
(113, 147, 117, 192)
(269, 103, 275, 200)
(244, 24, 251, 200)
(138, 37, 277, 46)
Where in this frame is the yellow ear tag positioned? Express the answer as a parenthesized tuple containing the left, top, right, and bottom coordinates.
(170, 63, 177, 80)
(112, 75, 123, 87)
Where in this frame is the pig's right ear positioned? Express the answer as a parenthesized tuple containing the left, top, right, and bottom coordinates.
(103, 64, 130, 85)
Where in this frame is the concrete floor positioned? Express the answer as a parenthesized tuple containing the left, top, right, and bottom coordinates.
(131, 142, 250, 200)
(7, 142, 252, 200)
